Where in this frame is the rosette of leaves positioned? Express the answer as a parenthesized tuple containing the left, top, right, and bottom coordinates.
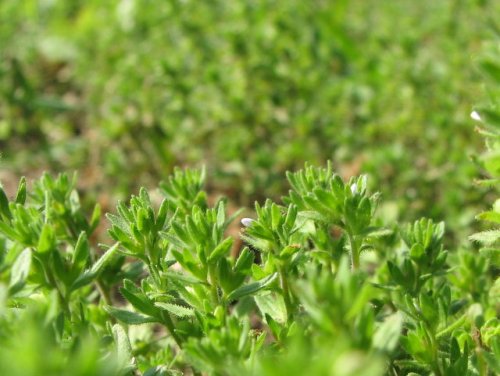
(284, 163, 384, 269)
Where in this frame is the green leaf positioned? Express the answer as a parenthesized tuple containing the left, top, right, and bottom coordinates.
(240, 233, 273, 253)
(271, 203, 281, 231)
(37, 223, 56, 253)
(255, 292, 287, 324)
(279, 244, 300, 259)
(479, 247, 499, 264)
(72, 232, 90, 272)
(120, 287, 158, 317)
(284, 204, 298, 229)
(0, 221, 20, 241)
(162, 271, 204, 285)
(224, 207, 245, 229)
(312, 189, 338, 212)
(14, 177, 27, 205)
(251, 264, 268, 280)
(112, 324, 133, 370)
(216, 200, 226, 229)
(264, 313, 282, 341)
(51, 250, 69, 287)
(410, 243, 425, 259)
(234, 247, 254, 273)
(156, 199, 169, 231)
(481, 349, 500, 374)
(108, 210, 130, 232)
(208, 237, 233, 263)
(226, 273, 278, 302)
(70, 242, 120, 290)
(9, 248, 32, 294)
(387, 261, 405, 285)
(476, 210, 500, 223)
(155, 302, 195, 317)
(170, 221, 192, 247)
(91, 243, 120, 273)
(0, 186, 12, 220)
(105, 306, 157, 325)
(373, 312, 403, 352)
(346, 284, 375, 320)
(419, 292, 438, 323)
(469, 230, 500, 246)
(89, 203, 101, 233)
(136, 208, 149, 232)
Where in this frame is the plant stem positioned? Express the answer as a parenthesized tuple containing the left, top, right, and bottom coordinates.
(146, 258, 183, 348)
(436, 314, 467, 338)
(96, 279, 112, 306)
(208, 265, 220, 306)
(160, 311, 183, 348)
(347, 231, 360, 270)
(473, 327, 488, 376)
(422, 312, 442, 376)
(39, 255, 71, 316)
(147, 258, 163, 288)
(279, 266, 293, 321)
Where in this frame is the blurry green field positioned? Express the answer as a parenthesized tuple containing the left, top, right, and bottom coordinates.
(1, 0, 499, 242)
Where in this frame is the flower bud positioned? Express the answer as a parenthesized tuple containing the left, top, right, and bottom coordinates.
(241, 218, 255, 227)
(470, 111, 482, 121)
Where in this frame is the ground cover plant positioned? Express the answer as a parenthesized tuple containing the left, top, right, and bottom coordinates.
(1, 1, 500, 375)
(0, 153, 498, 374)
(1, 0, 500, 245)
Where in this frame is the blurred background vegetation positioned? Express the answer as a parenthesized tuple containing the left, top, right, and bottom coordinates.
(1, 0, 499, 245)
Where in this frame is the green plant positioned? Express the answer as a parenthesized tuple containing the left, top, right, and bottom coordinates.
(0, 173, 133, 375)
(0, 163, 497, 375)
(1, 0, 498, 245)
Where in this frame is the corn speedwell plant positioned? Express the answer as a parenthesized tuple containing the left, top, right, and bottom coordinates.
(0, 161, 498, 375)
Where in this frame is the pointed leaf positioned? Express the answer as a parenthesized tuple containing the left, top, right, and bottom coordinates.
(0, 186, 11, 220)
(9, 248, 31, 294)
(226, 273, 278, 302)
(70, 242, 120, 290)
(14, 177, 27, 205)
(208, 237, 233, 263)
(38, 223, 55, 253)
(373, 312, 403, 352)
(105, 306, 157, 325)
(469, 230, 500, 245)
(155, 302, 195, 317)
(112, 324, 133, 370)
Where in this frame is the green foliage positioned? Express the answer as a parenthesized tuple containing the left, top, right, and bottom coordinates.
(0, 2, 499, 374)
(0, 0, 498, 244)
(470, 40, 500, 266)
(0, 165, 497, 375)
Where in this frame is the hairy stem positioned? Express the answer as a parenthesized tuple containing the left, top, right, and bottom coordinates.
(160, 311, 183, 348)
(208, 265, 221, 306)
(347, 232, 360, 270)
(279, 266, 293, 321)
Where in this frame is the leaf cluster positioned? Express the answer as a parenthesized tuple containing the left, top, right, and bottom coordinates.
(0, 163, 497, 375)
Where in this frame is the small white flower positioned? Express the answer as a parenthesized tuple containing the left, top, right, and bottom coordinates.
(241, 218, 255, 227)
(470, 111, 482, 121)
(350, 183, 357, 195)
